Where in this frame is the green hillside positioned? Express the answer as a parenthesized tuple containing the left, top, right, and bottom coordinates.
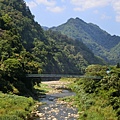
(0, 0, 104, 94)
(0, 1, 120, 119)
(51, 17, 120, 64)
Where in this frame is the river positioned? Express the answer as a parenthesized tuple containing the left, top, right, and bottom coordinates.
(34, 80, 79, 120)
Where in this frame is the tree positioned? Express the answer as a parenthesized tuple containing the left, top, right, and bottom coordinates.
(3, 58, 24, 79)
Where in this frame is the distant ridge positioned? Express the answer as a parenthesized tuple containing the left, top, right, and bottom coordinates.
(51, 17, 120, 64)
(42, 26, 49, 31)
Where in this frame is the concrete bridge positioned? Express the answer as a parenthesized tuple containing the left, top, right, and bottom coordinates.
(26, 74, 102, 80)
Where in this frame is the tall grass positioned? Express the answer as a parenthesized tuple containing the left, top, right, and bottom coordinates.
(0, 92, 35, 120)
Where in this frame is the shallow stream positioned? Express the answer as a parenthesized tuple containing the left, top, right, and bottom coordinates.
(35, 81, 78, 120)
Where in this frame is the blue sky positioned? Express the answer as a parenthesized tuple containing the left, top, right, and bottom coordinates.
(24, 0, 120, 36)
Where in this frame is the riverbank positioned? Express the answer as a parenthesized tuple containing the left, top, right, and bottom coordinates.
(31, 80, 79, 120)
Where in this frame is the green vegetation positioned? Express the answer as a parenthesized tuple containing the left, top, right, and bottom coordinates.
(34, 83, 52, 95)
(0, 92, 35, 120)
(51, 17, 120, 64)
(0, 0, 120, 119)
(67, 64, 120, 120)
(0, 0, 104, 95)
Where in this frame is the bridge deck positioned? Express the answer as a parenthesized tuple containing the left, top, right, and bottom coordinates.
(26, 74, 102, 79)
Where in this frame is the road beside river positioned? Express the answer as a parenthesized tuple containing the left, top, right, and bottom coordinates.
(34, 80, 79, 120)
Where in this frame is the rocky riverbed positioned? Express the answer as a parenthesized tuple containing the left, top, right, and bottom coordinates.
(32, 80, 79, 120)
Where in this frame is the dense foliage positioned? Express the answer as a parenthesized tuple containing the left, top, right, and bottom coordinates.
(44, 30, 104, 74)
(0, 1, 120, 119)
(0, 0, 103, 94)
(51, 17, 120, 64)
(69, 64, 120, 119)
(0, 0, 43, 94)
(0, 0, 112, 119)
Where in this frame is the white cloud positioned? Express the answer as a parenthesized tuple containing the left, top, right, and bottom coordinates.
(26, 1, 37, 8)
(35, 0, 56, 7)
(112, 0, 120, 22)
(26, 0, 120, 21)
(47, 6, 65, 13)
(71, 0, 111, 11)
(70, 0, 120, 22)
(26, 0, 65, 13)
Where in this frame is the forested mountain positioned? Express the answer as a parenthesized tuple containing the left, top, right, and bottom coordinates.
(1, 1, 120, 119)
(51, 17, 120, 64)
(44, 30, 104, 74)
(0, 0, 103, 94)
(0, 0, 103, 74)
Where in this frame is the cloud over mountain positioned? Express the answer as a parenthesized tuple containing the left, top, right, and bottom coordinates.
(26, 0, 65, 13)
(26, 0, 120, 21)
(70, 0, 120, 22)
